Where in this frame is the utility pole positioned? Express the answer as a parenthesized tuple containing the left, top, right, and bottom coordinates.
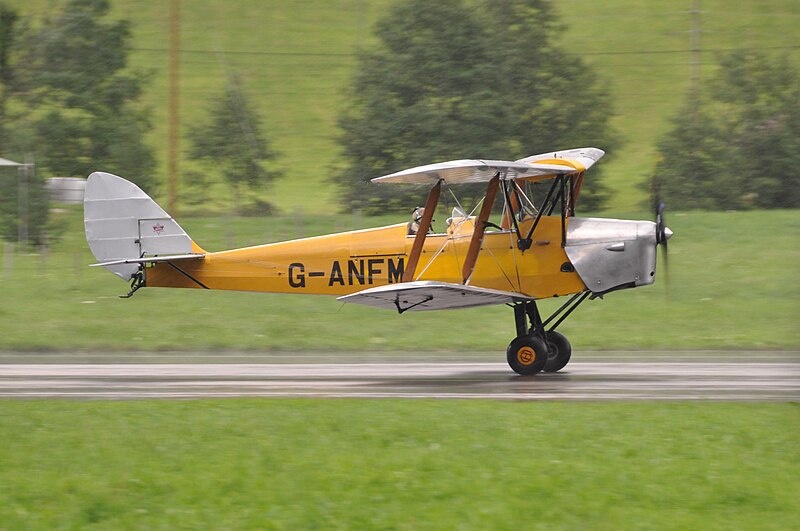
(690, 0, 701, 97)
(17, 163, 27, 246)
(355, 0, 364, 51)
(168, 0, 180, 215)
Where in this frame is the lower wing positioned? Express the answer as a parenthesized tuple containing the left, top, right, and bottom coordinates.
(337, 281, 531, 313)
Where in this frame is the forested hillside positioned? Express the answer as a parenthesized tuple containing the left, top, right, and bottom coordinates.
(7, 0, 799, 212)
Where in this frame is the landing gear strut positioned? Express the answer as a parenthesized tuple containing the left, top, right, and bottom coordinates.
(506, 292, 589, 375)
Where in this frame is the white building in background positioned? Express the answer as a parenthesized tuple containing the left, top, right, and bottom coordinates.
(46, 177, 86, 204)
(0, 157, 23, 169)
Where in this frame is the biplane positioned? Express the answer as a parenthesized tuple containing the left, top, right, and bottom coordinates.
(84, 147, 671, 375)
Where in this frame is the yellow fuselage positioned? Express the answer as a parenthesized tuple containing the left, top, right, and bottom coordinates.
(146, 216, 587, 299)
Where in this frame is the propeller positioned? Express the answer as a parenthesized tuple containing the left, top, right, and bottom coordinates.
(654, 201, 672, 286)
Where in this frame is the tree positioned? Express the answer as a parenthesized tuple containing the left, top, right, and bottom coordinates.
(187, 74, 281, 214)
(14, 0, 155, 190)
(0, 3, 50, 247)
(0, 2, 18, 148)
(337, 0, 617, 213)
(652, 51, 800, 209)
(649, 105, 739, 210)
(0, 165, 51, 246)
(0, 0, 156, 245)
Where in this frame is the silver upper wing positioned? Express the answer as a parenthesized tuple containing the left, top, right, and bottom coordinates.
(371, 159, 574, 185)
(371, 147, 604, 185)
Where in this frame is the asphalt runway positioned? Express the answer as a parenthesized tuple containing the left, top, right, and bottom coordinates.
(0, 351, 797, 400)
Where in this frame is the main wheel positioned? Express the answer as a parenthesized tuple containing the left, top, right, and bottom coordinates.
(506, 335, 549, 375)
(544, 330, 572, 372)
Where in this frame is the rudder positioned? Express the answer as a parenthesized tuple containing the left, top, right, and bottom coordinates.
(84, 172, 203, 280)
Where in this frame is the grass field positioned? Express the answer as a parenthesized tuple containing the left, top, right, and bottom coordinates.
(0, 208, 797, 352)
(0, 400, 797, 528)
(7, 0, 799, 213)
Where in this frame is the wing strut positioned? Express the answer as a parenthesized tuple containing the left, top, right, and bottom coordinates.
(402, 180, 441, 282)
(521, 175, 562, 251)
(462, 174, 500, 284)
(500, 181, 520, 230)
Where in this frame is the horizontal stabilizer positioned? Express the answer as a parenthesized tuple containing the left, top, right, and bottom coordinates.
(90, 253, 205, 268)
(338, 281, 531, 313)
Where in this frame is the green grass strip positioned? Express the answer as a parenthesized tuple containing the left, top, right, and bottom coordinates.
(1, 400, 798, 529)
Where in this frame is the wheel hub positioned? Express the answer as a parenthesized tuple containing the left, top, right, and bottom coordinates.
(516, 346, 536, 365)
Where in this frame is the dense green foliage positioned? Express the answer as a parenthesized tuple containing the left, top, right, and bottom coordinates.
(338, 0, 616, 213)
(652, 51, 800, 209)
(187, 74, 281, 214)
(0, 165, 50, 245)
(3, 1, 797, 214)
(0, 0, 154, 245)
(0, 2, 16, 144)
(0, 3, 49, 245)
(0, 400, 797, 528)
(12, 0, 155, 189)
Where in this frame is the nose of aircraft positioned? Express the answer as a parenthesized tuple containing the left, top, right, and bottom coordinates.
(654, 202, 671, 247)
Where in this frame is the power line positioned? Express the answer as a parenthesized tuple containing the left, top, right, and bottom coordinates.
(131, 44, 800, 60)
(559, 9, 800, 19)
(132, 47, 355, 58)
(549, 10, 697, 19)
(574, 44, 800, 56)
(690, 0, 702, 95)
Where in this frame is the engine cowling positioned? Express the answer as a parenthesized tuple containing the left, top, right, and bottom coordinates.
(564, 217, 671, 295)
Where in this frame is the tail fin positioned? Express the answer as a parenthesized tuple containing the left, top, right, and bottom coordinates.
(84, 172, 205, 280)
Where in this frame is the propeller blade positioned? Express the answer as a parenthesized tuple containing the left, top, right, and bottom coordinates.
(654, 200, 670, 289)
(655, 201, 667, 245)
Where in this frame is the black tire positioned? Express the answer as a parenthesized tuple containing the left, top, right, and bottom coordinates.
(544, 330, 572, 372)
(506, 335, 549, 375)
